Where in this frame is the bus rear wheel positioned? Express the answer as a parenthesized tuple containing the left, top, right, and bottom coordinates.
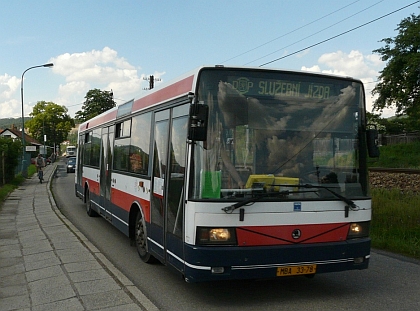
(135, 212, 156, 263)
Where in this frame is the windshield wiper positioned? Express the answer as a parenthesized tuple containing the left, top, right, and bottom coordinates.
(284, 183, 359, 217)
(221, 194, 265, 213)
(221, 189, 316, 213)
(221, 184, 358, 218)
(298, 184, 357, 208)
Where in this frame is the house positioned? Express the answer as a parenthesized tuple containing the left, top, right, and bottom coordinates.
(0, 124, 42, 150)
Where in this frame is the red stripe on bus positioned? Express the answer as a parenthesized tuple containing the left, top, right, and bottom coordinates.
(236, 223, 349, 246)
(111, 187, 151, 223)
(132, 75, 195, 112)
(83, 177, 100, 196)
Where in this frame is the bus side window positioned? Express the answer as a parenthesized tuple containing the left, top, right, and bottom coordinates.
(130, 113, 152, 175)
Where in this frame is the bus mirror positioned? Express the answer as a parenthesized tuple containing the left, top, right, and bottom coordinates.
(188, 104, 209, 141)
(366, 126, 380, 158)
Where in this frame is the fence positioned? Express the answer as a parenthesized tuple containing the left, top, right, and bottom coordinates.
(381, 132, 420, 145)
(1, 151, 23, 185)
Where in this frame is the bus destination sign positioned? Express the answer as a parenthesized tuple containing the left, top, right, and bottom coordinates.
(229, 76, 338, 100)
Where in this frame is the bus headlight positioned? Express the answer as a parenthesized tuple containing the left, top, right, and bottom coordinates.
(196, 227, 237, 245)
(347, 221, 370, 239)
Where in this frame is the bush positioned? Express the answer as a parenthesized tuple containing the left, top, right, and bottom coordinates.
(0, 137, 21, 185)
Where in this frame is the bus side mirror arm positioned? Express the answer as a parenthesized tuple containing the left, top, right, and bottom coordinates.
(188, 103, 209, 141)
(366, 125, 380, 158)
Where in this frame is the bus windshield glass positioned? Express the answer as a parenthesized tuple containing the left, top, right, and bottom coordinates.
(191, 68, 366, 200)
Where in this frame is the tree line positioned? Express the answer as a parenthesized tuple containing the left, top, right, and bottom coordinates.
(370, 13, 420, 134)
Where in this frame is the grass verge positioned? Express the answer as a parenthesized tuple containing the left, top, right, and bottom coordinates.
(369, 141, 420, 168)
(371, 188, 420, 260)
(0, 165, 37, 208)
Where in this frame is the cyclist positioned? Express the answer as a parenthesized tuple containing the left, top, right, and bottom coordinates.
(36, 154, 45, 183)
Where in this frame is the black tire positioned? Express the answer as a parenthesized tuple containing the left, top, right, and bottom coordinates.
(135, 212, 156, 263)
(85, 190, 98, 217)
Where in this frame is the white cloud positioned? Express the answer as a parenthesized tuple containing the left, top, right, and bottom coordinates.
(302, 50, 382, 79)
(0, 99, 21, 119)
(0, 47, 166, 118)
(49, 47, 155, 116)
(0, 74, 20, 100)
(56, 81, 91, 109)
(300, 50, 396, 117)
(0, 74, 22, 118)
(300, 65, 321, 73)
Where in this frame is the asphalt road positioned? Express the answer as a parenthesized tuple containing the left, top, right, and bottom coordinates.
(52, 162, 420, 311)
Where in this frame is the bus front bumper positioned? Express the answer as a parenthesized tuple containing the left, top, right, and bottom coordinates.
(180, 238, 370, 282)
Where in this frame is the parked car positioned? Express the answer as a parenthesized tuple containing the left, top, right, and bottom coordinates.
(67, 156, 76, 173)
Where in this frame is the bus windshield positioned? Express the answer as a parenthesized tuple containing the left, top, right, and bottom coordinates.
(191, 68, 366, 200)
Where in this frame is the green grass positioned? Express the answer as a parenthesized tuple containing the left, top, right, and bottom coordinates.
(0, 176, 24, 203)
(368, 141, 420, 260)
(0, 165, 37, 208)
(371, 188, 420, 260)
(369, 141, 420, 169)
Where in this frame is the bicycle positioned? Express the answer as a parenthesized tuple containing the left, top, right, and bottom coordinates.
(37, 166, 44, 183)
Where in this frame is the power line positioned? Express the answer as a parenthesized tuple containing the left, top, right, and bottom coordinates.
(259, 1, 420, 67)
(67, 102, 82, 108)
(246, 0, 384, 65)
(221, 0, 362, 64)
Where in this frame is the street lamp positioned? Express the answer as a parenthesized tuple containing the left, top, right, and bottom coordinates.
(20, 62, 54, 177)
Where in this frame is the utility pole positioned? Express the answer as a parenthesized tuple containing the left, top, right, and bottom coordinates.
(149, 75, 154, 89)
(143, 75, 161, 90)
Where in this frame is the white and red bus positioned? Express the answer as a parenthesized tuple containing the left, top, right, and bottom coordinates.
(75, 66, 379, 282)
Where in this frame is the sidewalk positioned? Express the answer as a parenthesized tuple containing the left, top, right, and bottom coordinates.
(0, 163, 158, 311)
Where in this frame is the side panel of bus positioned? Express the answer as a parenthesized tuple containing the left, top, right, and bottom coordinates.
(76, 103, 190, 274)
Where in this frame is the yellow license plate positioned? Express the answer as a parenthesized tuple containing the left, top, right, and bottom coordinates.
(276, 265, 317, 276)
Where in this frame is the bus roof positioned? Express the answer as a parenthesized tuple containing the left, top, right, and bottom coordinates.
(79, 68, 199, 131)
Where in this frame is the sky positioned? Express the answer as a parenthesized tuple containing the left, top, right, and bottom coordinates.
(1, 0, 419, 121)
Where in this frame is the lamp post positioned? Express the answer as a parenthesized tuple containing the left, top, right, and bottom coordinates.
(20, 62, 54, 177)
(43, 117, 46, 158)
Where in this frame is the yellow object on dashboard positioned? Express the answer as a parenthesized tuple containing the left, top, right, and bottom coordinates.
(245, 174, 299, 192)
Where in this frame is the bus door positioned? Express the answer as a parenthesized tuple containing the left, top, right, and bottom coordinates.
(150, 110, 169, 261)
(99, 126, 114, 220)
(150, 105, 189, 266)
(76, 135, 84, 194)
(165, 105, 189, 271)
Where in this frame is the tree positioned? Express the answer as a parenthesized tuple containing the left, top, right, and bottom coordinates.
(75, 89, 115, 123)
(367, 111, 420, 135)
(372, 13, 420, 119)
(26, 101, 75, 151)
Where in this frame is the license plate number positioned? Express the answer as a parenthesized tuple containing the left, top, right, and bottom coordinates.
(276, 265, 317, 276)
